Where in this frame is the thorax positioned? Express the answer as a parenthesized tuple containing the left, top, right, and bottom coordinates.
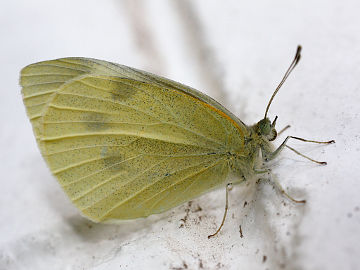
(226, 129, 271, 183)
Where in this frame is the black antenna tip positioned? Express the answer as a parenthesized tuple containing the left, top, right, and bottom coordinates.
(294, 45, 302, 65)
(272, 115, 278, 126)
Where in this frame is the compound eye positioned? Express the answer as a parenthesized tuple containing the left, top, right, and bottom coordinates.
(268, 129, 277, 141)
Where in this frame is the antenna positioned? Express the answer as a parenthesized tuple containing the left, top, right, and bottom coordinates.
(264, 45, 302, 119)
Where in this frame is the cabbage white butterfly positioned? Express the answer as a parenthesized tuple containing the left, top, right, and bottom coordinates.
(20, 46, 334, 238)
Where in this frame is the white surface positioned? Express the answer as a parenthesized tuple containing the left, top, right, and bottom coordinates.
(1, 0, 359, 269)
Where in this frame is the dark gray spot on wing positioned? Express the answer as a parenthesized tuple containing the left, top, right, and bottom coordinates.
(83, 112, 109, 131)
(101, 146, 124, 173)
(111, 81, 138, 101)
(103, 155, 124, 172)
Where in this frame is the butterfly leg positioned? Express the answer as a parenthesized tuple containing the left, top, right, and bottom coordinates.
(255, 169, 306, 203)
(269, 174, 306, 203)
(262, 136, 334, 164)
(208, 183, 232, 239)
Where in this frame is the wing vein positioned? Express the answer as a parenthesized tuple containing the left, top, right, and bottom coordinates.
(47, 104, 132, 116)
(63, 154, 144, 188)
(27, 63, 89, 72)
(56, 91, 225, 147)
(57, 58, 93, 70)
(23, 91, 55, 99)
(75, 157, 168, 203)
(22, 81, 71, 87)
(138, 159, 225, 212)
(25, 102, 48, 108)
(53, 154, 141, 175)
(99, 158, 225, 219)
(21, 73, 77, 77)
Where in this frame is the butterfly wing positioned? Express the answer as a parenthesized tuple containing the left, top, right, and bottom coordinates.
(20, 58, 246, 221)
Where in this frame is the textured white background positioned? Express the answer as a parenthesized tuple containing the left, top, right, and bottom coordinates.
(1, 1, 359, 269)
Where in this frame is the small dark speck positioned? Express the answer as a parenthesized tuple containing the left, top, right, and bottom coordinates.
(216, 262, 224, 269)
(165, 173, 170, 177)
(347, 213, 353, 218)
(207, 152, 217, 155)
(170, 261, 188, 270)
(262, 255, 267, 263)
(243, 201, 248, 208)
(354, 206, 360, 212)
(193, 205, 202, 212)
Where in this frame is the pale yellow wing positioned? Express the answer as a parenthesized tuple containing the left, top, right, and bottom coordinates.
(20, 58, 245, 221)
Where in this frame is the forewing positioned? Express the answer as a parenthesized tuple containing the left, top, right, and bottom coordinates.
(20, 58, 241, 221)
(82, 57, 247, 130)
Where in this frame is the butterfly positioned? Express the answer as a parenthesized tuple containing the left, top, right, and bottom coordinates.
(20, 46, 334, 237)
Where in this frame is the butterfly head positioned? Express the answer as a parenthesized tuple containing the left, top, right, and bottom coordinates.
(256, 116, 278, 141)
